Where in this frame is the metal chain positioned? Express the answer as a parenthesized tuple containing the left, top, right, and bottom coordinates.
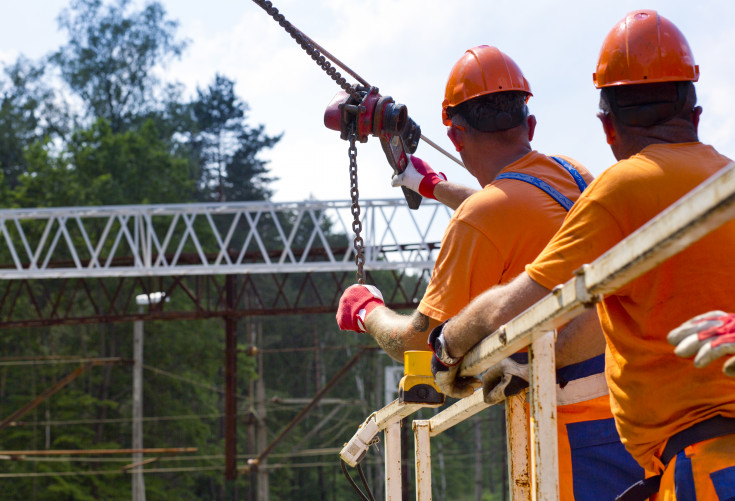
(348, 129, 365, 284)
(253, 0, 365, 282)
(251, 1, 361, 100)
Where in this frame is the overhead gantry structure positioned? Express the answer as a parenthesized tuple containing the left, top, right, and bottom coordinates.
(0, 197, 450, 481)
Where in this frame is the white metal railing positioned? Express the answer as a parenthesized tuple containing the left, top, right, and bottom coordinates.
(0, 199, 450, 279)
(340, 161, 735, 500)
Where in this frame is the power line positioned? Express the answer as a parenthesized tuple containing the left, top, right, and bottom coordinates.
(6, 447, 344, 464)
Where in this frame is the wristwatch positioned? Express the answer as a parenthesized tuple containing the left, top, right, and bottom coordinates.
(428, 322, 462, 367)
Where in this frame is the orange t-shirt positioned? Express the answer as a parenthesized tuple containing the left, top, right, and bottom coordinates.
(526, 142, 735, 472)
(419, 151, 593, 321)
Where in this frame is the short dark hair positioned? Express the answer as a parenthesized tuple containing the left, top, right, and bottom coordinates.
(447, 91, 528, 132)
(599, 81, 696, 127)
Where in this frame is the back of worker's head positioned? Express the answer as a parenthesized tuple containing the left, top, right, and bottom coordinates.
(442, 45, 532, 135)
(594, 10, 700, 129)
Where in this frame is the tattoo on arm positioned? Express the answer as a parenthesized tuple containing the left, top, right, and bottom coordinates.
(412, 312, 430, 333)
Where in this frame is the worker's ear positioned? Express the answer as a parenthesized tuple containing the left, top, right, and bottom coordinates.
(597, 112, 616, 145)
(527, 115, 537, 142)
(692, 106, 702, 134)
(447, 125, 464, 152)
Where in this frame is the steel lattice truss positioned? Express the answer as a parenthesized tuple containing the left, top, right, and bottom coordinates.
(0, 199, 449, 279)
(0, 199, 449, 328)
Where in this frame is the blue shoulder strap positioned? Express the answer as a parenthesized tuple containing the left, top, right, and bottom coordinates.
(551, 156, 588, 192)
(495, 172, 575, 211)
(495, 156, 587, 212)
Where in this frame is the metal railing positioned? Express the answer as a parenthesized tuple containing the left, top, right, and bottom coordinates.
(341, 161, 735, 500)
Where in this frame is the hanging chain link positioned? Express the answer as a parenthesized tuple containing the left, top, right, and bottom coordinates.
(253, 0, 367, 283)
(348, 129, 365, 285)
(251, 1, 361, 100)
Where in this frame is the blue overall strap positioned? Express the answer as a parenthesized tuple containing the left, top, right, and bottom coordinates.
(495, 172, 575, 211)
(551, 156, 588, 193)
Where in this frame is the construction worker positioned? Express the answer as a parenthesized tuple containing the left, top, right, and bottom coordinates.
(429, 11, 735, 500)
(336, 45, 643, 500)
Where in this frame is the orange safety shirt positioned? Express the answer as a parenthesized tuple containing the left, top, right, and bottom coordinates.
(418, 152, 640, 500)
(526, 142, 735, 473)
(419, 151, 593, 321)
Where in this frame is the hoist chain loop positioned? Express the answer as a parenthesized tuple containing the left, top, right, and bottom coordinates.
(348, 129, 365, 285)
(251, 1, 361, 101)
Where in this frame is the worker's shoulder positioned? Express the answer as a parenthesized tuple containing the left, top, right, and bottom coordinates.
(546, 154, 594, 183)
(508, 151, 594, 184)
(452, 175, 550, 226)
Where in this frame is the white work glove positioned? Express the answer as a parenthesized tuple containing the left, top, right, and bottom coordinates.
(391, 155, 446, 200)
(667, 311, 735, 377)
(481, 357, 530, 405)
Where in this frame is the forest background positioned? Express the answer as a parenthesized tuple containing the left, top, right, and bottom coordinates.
(0, 1, 507, 500)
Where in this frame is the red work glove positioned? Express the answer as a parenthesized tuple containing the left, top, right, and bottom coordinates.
(667, 311, 735, 377)
(336, 284, 385, 333)
(391, 155, 447, 199)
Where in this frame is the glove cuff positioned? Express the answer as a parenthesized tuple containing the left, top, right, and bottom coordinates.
(428, 322, 462, 367)
(355, 298, 383, 332)
(418, 173, 447, 200)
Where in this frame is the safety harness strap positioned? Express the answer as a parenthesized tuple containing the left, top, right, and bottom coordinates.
(495, 173, 574, 211)
(495, 156, 587, 212)
(550, 156, 588, 192)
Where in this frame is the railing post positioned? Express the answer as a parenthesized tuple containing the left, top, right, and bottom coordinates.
(385, 420, 402, 500)
(413, 420, 432, 501)
(506, 393, 530, 500)
(529, 331, 559, 500)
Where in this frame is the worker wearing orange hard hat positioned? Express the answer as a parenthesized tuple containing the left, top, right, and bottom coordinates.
(430, 10, 735, 500)
(337, 44, 643, 499)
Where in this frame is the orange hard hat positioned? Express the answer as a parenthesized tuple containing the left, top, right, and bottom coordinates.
(593, 10, 699, 88)
(442, 45, 531, 126)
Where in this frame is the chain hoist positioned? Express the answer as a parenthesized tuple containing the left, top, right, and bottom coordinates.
(250, 0, 462, 282)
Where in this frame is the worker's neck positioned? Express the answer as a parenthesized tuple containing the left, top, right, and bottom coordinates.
(613, 119, 699, 160)
(474, 144, 532, 186)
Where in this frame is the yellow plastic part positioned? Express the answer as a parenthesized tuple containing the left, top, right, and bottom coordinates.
(404, 350, 432, 376)
(399, 351, 445, 406)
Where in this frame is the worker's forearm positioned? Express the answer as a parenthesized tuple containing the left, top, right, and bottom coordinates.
(443, 273, 549, 358)
(433, 181, 477, 211)
(364, 307, 439, 362)
(555, 307, 606, 368)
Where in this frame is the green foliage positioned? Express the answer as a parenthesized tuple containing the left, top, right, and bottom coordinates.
(52, 0, 188, 132)
(0, 57, 69, 190)
(188, 74, 281, 202)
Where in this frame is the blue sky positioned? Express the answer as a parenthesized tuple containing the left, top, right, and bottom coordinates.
(1, 1, 734, 203)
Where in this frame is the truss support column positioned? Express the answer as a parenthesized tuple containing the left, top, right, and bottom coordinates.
(225, 275, 238, 481)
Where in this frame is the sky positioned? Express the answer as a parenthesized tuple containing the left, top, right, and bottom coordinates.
(1, 0, 735, 205)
